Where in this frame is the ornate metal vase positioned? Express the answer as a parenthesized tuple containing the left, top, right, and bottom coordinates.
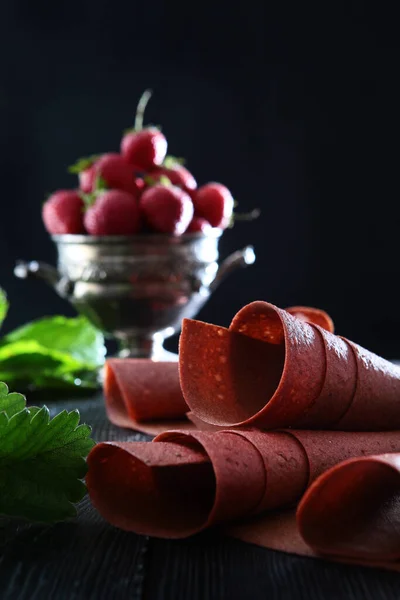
(15, 231, 255, 360)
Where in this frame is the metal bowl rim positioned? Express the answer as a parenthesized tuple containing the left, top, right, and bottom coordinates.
(51, 230, 223, 245)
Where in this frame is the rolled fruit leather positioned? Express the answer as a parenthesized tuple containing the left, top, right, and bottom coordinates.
(297, 452, 400, 562)
(86, 428, 400, 538)
(104, 359, 188, 427)
(179, 301, 400, 430)
(103, 305, 334, 429)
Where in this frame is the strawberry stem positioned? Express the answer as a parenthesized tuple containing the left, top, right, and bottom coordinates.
(233, 208, 261, 221)
(135, 89, 153, 131)
(229, 208, 260, 228)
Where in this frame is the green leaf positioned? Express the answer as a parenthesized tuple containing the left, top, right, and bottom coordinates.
(0, 316, 105, 390)
(68, 155, 100, 174)
(143, 174, 172, 188)
(0, 385, 95, 522)
(143, 174, 156, 186)
(3, 316, 105, 368)
(0, 382, 26, 418)
(159, 175, 172, 187)
(79, 190, 97, 210)
(0, 340, 97, 390)
(79, 175, 108, 210)
(0, 288, 8, 329)
(162, 155, 186, 169)
(93, 174, 108, 192)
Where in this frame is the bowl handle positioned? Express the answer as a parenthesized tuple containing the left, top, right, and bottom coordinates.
(210, 245, 256, 292)
(14, 260, 74, 299)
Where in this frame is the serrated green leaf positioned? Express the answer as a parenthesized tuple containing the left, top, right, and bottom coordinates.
(0, 288, 8, 328)
(0, 383, 95, 523)
(0, 382, 26, 418)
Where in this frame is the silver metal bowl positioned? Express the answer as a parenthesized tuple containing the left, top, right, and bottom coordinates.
(14, 231, 255, 360)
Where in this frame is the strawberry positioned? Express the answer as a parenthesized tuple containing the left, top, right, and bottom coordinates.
(84, 190, 141, 235)
(121, 89, 167, 171)
(140, 183, 194, 235)
(70, 153, 138, 196)
(192, 182, 234, 229)
(148, 163, 197, 193)
(185, 216, 212, 234)
(121, 129, 167, 171)
(79, 164, 96, 193)
(42, 190, 85, 234)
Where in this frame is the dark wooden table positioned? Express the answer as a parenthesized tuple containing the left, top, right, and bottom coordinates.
(1, 392, 399, 600)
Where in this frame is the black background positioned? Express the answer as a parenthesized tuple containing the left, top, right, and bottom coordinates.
(1, 2, 400, 357)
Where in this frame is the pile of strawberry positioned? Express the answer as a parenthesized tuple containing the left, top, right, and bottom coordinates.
(42, 90, 243, 237)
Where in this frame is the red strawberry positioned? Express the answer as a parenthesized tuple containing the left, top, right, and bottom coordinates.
(121, 89, 167, 171)
(148, 164, 197, 193)
(186, 216, 212, 234)
(121, 129, 167, 171)
(71, 153, 138, 196)
(79, 164, 96, 193)
(140, 184, 194, 235)
(84, 190, 141, 235)
(42, 190, 85, 234)
(193, 182, 234, 229)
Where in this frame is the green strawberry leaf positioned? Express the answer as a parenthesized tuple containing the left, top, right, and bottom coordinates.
(79, 175, 108, 210)
(162, 155, 186, 169)
(143, 174, 172, 188)
(0, 288, 8, 329)
(94, 175, 108, 192)
(79, 191, 96, 209)
(159, 175, 173, 187)
(0, 382, 95, 522)
(0, 382, 26, 418)
(143, 174, 156, 186)
(0, 341, 98, 390)
(68, 155, 100, 174)
(3, 316, 105, 367)
(0, 316, 105, 390)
